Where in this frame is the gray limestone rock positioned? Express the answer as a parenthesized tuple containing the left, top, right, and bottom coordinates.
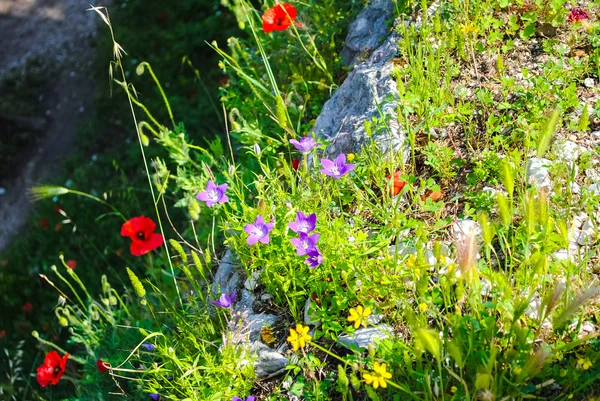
(338, 324, 393, 350)
(527, 158, 553, 190)
(211, 249, 242, 296)
(341, 0, 395, 67)
(251, 341, 288, 379)
(311, 30, 405, 159)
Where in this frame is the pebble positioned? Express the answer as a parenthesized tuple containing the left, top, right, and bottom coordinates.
(584, 77, 595, 88)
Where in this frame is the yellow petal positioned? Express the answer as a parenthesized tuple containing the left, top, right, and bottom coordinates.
(356, 305, 363, 315)
(379, 378, 387, 388)
(363, 307, 372, 316)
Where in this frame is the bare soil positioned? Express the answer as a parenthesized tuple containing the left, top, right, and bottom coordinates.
(0, 0, 103, 251)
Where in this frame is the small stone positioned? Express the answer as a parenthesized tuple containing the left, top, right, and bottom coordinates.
(584, 77, 595, 88)
(251, 341, 288, 379)
(553, 140, 582, 162)
(244, 270, 261, 291)
(338, 324, 394, 350)
(576, 218, 595, 246)
(587, 183, 600, 195)
(527, 158, 553, 189)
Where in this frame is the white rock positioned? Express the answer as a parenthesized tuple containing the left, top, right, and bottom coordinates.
(527, 158, 553, 189)
(251, 341, 288, 379)
(576, 217, 595, 246)
(338, 324, 394, 350)
(244, 270, 261, 291)
(584, 77, 595, 88)
(553, 140, 582, 162)
(587, 183, 600, 195)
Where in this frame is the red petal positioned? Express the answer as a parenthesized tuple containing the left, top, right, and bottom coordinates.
(121, 216, 156, 238)
(130, 233, 164, 256)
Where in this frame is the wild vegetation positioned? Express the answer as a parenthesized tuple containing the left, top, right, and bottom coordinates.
(1, 0, 599, 400)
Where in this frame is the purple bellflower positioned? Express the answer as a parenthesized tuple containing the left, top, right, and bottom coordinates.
(289, 136, 316, 153)
(304, 247, 324, 268)
(210, 290, 237, 309)
(232, 396, 255, 401)
(288, 211, 316, 234)
(244, 215, 274, 245)
(196, 180, 229, 207)
(141, 343, 155, 351)
(290, 233, 320, 256)
(321, 154, 355, 178)
(149, 394, 160, 401)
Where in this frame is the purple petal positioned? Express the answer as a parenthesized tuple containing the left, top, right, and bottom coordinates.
(217, 183, 228, 193)
(232, 398, 243, 401)
(210, 300, 224, 307)
(244, 224, 256, 235)
(245, 397, 256, 401)
(340, 164, 355, 176)
(321, 158, 334, 170)
(264, 222, 275, 232)
(306, 213, 317, 231)
(290, 237, 303, 253)
(259, 234, 270, 244)
(205, 201, 215, 208)
(254, 215, 265, 226)
(334, 153, 347, 165)
(205, 180, 216, 191)
(247, 235, 259, 246)
(288, 221, 300, 233)
(220, 194, 229, 204)
(196, 191, 209, 202)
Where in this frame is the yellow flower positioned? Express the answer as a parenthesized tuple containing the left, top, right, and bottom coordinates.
(363, 362, 392, 389)
(347, 153, 355, 162)
(578, 358, 592, 370)
(287, 323, 311, 351)
(451, 386, 457, 393)
(347, 305, 372, 329)
(418, 302, 428, 312)
(460, 24, 479, 35)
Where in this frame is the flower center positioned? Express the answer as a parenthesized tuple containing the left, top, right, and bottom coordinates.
(275, 17, 284, 26)
(252, 226, 266, 238)
(298, 221, 310, 232)
(207, 189, 219, 201)
(53, 366, 61, 375)
(330, 166, 340, 176)
(136, 231, 146, 240)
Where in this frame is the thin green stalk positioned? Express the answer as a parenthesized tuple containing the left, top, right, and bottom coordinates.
(136, 62, 175, 128)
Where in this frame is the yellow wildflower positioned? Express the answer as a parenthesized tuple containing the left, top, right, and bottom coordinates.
(460, 24, 479, 35)
(287, 323, 311, 351)
(418, 302, 428, 312)
(451, 386, 457, 393)
(578, 358, 592, 370)
(363, 362, 392, 389)
(347, 305, 372, 329)
(347, 153, 355, 162)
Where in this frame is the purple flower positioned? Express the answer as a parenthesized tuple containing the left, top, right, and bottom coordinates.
(210, 290, 237, 309)
(149, 394, 160, 401)
(321, 154, 355, 179)
(196, 180, 229, 207)
(305, 247, 323, 268)
(244, 215, 275, 245)
(568, 7, 589, 23)
(141, 343, 155, 351)
(288, 211, 316, 234)
(290, 233, 320, 256)
(289, 136, 316, 153)
(232, 397, 255, 401)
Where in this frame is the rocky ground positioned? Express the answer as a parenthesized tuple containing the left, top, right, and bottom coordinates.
(0, 0, 102, 251)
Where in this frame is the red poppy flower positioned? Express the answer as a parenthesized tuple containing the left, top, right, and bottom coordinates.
(66, 260, 77, 269)
(262, 3, 299, 33)
(291, 159, 300, 170)
(40, 219, 49, 229)
(387, 171, 407, 196)
(37, 351, 69, 387)
(22, 302, 33, 311)
(97, 359, 110, 373)
(121, 216, 164, 256)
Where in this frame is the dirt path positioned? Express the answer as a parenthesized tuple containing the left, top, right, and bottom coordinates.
(0, 0, 102, 251)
